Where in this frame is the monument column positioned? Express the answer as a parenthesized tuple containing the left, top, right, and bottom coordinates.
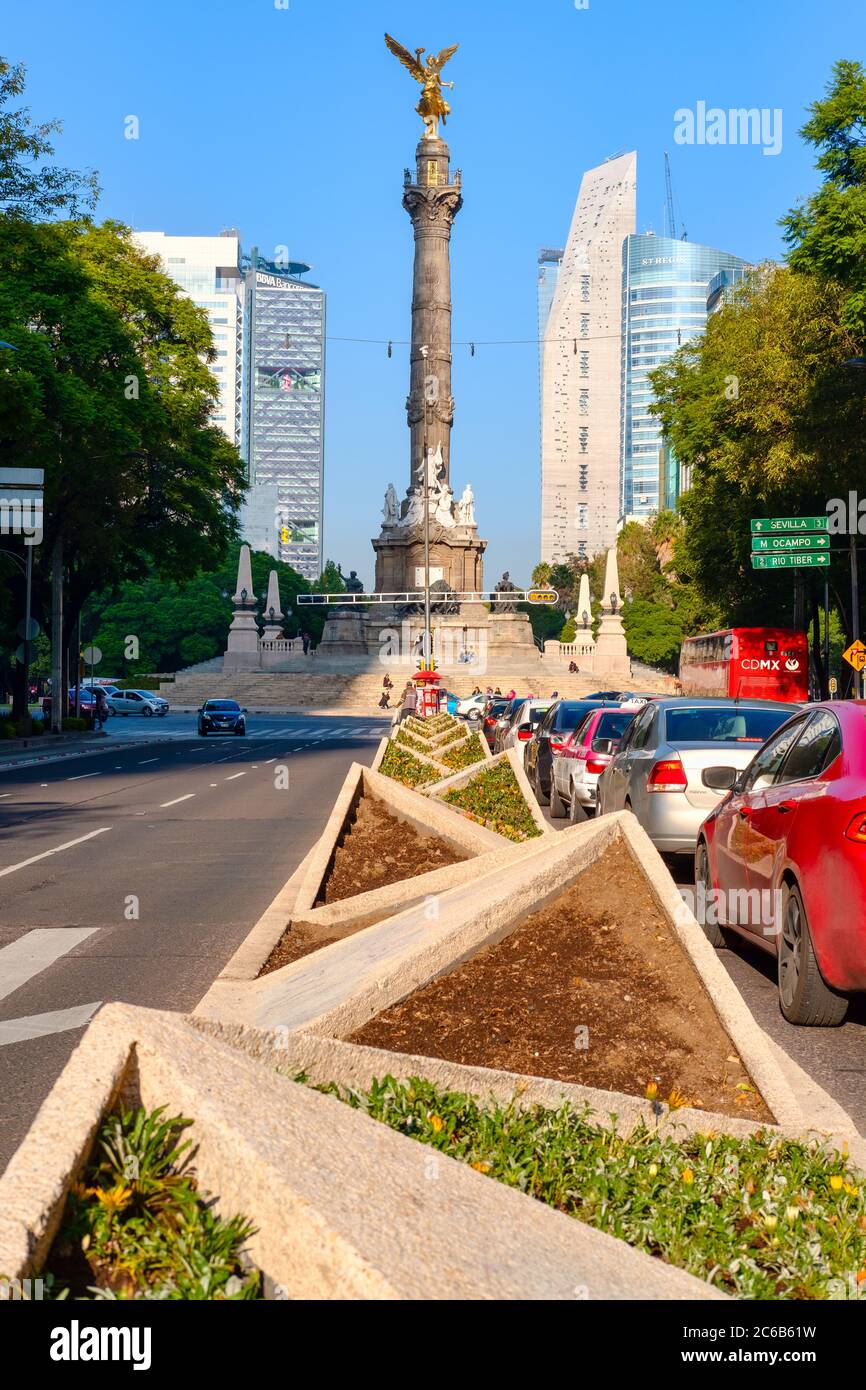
(403, 140, 462, 493)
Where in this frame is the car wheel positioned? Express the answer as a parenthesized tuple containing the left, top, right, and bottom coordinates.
(199, 728, 207, 737)
(549, 778, 566, 818)
(236, 725, 245, 736)
(142, 707, 153, 718)
(568, 788, 587, 824)
(695, 840, 726, 948)
(533, 763, 549, 807)
(777, 883, 848, 1026)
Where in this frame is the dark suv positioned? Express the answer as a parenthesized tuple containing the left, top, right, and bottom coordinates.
(197, 699, 247, 736)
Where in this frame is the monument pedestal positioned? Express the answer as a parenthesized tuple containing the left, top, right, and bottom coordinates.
(319, 606, 369, 658)
(373, 524, 485, 596)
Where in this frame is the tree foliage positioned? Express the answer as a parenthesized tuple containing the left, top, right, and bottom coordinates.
(781, 59, 866, 342)
(0, 57, 98, 218)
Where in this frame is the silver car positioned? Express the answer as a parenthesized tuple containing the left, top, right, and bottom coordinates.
(108, 689, 169, 717)
(597, 697, 798, 852)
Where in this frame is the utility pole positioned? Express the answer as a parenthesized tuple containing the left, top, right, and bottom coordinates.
(51, 536, 63, 734)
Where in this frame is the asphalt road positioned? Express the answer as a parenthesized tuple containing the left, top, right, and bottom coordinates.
(663, 852, 866, 1136)
(0, 713, 388, 1173)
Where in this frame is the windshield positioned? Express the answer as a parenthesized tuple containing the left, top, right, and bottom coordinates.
(595, 710, 637, 741)
(665, 706, 791, 744)
(557, 701, 601, 731)
(205, 701, 240, 711)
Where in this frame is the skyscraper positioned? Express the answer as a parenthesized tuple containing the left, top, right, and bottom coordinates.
(241, 252, 326, 580)
(540, 153, 637, 563)
(620, 234, 748, 519)
(134, 230, 243, 447)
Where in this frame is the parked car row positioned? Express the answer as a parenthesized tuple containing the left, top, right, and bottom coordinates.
(520, 690, 866, 1028)
(41, 687, 170, 719)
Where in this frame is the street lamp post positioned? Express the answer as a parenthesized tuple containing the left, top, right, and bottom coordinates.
(844, 358, 866, 697)
(421, 343, 432, 668)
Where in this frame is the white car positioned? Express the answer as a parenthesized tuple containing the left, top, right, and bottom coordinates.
(456, 692, 487, 720)
(498, 698, 553, 753)
(108, 689, 169, 717)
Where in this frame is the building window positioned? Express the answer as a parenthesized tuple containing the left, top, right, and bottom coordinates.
(580, 314, 590, 338)
(579, 426, 588, 454)
(579, 351, 589, 378)
(579, 389, 588, 416)
(580, 275, 590, 303)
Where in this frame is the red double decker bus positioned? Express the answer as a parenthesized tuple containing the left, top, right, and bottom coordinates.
(679, 628, 809, 703)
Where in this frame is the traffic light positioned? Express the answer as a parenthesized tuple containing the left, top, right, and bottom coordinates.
(279, 526, 290, 544)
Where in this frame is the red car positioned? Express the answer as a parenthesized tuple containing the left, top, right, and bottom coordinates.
(696, 701, 866, 1025)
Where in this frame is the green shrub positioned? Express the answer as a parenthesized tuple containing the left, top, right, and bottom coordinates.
(444, 761, 540, 840)
(440, 732, 485, 771)
(61, 717, 90, 732)
(311, 1074, 866, 1302)
(45, 1105, 261, 1301)
(379, 742, 438, 788)
(24, 719, 45, 736)
(1, 720, 17, 740)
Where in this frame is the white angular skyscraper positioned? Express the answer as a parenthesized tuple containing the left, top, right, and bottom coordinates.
(540, 152, 636, 563)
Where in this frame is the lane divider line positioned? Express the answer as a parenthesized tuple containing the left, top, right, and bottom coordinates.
(159, 794, 195, 808)
(224, 772, 246, 781)
(0, 827, 112, 880)
(67, 772, 100, 781)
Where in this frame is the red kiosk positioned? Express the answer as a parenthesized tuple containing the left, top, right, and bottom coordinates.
(412, 660, 442, 718)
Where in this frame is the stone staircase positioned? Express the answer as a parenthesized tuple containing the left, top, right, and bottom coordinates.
(167, 667, 675, 713)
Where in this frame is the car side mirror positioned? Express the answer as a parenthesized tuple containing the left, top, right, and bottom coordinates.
(518, 722, 532, 734)
(592, 737, 615, 755)
(702, 765, 738, 791)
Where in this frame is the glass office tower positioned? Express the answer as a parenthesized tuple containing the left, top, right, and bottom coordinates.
(240, 252, 326, 580)
(620, 234, 747, 519)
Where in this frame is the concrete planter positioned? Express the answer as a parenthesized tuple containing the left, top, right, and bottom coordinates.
(0, 1003, 726, 1301)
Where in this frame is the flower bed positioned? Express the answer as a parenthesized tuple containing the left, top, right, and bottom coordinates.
(312, 1074, 866, 1301)
(435, 724, 466, 748)
(440, 732, 485, 772)
(379, 742, 440, 789)
(443, 761, 541, 841)
(395, 728, 431, 755)
(45, 1105, 261, 1300)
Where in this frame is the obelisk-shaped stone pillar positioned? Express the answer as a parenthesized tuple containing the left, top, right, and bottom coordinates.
(593, 548, 630, 679)
(403, 138, 462, 494)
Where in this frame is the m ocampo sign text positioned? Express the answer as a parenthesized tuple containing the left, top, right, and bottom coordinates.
(751, 534, 830, 553)
(0, 467, 44, 546)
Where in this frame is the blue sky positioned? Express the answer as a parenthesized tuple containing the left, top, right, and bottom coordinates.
(4, 0, 861, 585)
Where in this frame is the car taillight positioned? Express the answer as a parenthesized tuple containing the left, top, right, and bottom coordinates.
(845, 811, 866, 843)
(586, 757, 609, 775)
(517, 729, 532, 742)
(647, 757, 688, 792)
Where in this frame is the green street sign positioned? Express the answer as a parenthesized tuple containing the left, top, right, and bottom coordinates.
(751, 552, 831, 570)
(751, 533, 830, 553)
(751, 516, 828, 534)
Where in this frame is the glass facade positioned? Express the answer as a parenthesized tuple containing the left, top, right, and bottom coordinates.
(241, 256, 326, 580)
(620, 234, 747, 518)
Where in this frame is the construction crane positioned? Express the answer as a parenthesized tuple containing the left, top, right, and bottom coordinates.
(664, 152, 687, 241)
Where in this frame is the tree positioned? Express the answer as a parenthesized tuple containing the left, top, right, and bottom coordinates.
(82, 545, 315, 676)
(622, 598, 684, 671)
(650, 265, 865, 633)
(782, 59, 866, 342)
(0, 217, 246, 714)
(0, 57, 98, 218)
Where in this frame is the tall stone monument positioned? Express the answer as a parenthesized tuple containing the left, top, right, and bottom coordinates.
(374, 36, 486, 603)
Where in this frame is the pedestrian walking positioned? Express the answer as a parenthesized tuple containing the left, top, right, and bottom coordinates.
(301, 630, 310, 655)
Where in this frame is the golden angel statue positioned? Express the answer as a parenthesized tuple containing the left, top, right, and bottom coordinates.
(384, 34, 459, 138)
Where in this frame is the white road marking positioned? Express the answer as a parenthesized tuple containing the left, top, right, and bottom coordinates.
(224, 772, 246, 781)
(264, 758, 276, 765)
(160, 794, 195, 807)
(0, 793, 10, 798)
(138, 758, 159, 765)
(0, 928, 99, 1002)
(0, 827, 111, 881)
(209, 783, 218, 787)
(67, 772, 100, 781)
(0, 1001, 102, 1046)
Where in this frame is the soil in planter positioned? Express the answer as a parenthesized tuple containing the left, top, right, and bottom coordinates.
(318, 795, 466, 904)
(259, 797, 468, 974)
(348, 845, 772, 1123)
